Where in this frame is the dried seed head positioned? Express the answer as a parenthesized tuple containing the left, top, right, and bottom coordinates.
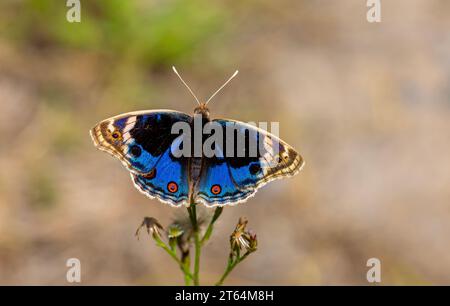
(135, 217, 164, 240)
(248, 230, 258, 252)
(230, 217, 257, 254)
(236, 217, 248, 232)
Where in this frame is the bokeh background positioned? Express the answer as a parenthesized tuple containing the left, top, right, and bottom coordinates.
(0, 0, 449, 285)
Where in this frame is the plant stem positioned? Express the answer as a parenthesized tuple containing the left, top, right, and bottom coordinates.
(183, 256, 192, 286)
(215, 251, 252, 286)
(188, 202, 201, 286)
(201, 207, 223, 246)
(193, 227, 201, 285)
(153, 234, 194, 281)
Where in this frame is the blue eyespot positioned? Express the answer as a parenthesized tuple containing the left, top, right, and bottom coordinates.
(249, 163, 261, 175)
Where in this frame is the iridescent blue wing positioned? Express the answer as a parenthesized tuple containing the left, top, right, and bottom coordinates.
(195, 155, 255, 207)
(90, 110, 191, 206)
(194, 119, 304, 206)
(131, 136, 189, 206)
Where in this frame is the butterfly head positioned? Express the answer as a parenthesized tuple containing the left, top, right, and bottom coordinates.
(193, 103, 210, 119)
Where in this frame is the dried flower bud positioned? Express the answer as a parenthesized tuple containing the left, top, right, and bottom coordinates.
(135, 217, 164, 240)
(236, 217, 248, 233)
(230, 217, 257, 254)
(230, 231, 249, 252)
(248, 230, 258, 252)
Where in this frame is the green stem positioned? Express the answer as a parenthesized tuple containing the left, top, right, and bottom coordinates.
(193, 228, 201, 285)
(153, 234, 194, 281)
(183, 256, 192, 286)
(201, 207, 223, 246)
(187, 202, 201, 286)
(215, 251, 252, 286)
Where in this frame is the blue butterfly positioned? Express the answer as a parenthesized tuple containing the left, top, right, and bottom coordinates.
(90, 68, 304, 207)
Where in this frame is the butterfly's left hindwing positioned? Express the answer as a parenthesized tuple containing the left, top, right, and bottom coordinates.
(131, 142, 190, 206)
(90, 110, 192, 206)
(194, 119, 304, 206)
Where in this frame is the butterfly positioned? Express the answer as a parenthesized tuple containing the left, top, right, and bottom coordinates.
(90, 67, 304, 207)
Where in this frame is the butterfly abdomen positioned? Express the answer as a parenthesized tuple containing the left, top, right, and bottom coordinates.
(189, 157, 203, 182)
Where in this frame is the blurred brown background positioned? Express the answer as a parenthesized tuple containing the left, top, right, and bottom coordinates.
(0, 0, 449, 285)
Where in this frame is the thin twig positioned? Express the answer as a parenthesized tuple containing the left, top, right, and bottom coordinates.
(153, 234, 194, 281)
(215, 251, 252, 286)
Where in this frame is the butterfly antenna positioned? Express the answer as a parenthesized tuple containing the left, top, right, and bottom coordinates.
(172, 66, 201, 106)
(205, 70, 239, 105)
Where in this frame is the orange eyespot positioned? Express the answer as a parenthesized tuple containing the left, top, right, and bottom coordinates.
(211, 184, 222, 195)
(108, 129, 122, 142)
(167, 181, 178, 193)
(143, 168, 156, 179)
